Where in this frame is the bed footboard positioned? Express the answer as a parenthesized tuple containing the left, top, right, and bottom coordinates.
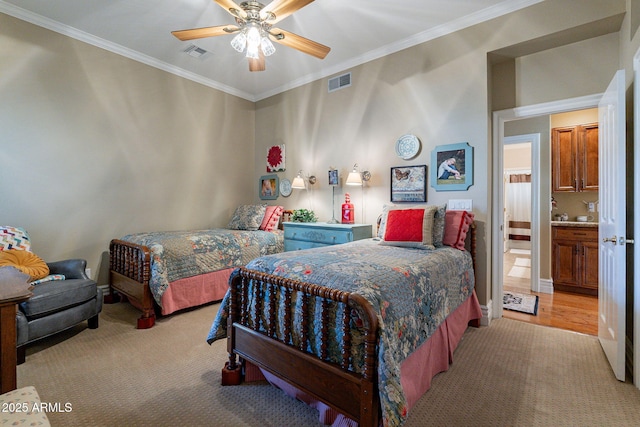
(224, 267, 380, 426)
(107, 239, 156, 329)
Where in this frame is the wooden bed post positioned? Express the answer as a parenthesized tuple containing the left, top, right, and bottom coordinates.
(222, 273, 242, 386)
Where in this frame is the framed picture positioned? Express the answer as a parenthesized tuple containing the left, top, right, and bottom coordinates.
(431, 142, 473, 191)
(266, 144, 285, 172)
(390, 165, 427, 203)
(259, 174, 279, 200)
(328, 168, 339, 186)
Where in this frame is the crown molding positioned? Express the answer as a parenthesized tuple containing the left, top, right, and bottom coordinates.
(2, 0, 542, 103)
(0, 1, 256, 101)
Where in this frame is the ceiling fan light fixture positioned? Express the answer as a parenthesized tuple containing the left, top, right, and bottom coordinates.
(230, 32, 247, 53)
(261, 37, 276, 56)
(246, 25, 261, 48)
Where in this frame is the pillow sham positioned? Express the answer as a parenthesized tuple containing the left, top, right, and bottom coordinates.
(432, 204, 447, 247)
(442, 210, 475, 250)
(0, 249, 49, 281)
(227, 204, 267, 231)
(259, 205, 284, 232)
(379, 205, 438, 249)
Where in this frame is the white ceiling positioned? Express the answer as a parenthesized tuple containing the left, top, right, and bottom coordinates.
(0, 0, 542, 101)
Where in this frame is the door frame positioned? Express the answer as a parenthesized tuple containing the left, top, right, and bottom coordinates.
(492, 94, 602, 319)
(632, 50, 640, 389)
(501, 134, 540, 294)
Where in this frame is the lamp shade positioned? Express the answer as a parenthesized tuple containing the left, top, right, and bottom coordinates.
(346, 170, 362, 186)
(291, 175, 306, 189)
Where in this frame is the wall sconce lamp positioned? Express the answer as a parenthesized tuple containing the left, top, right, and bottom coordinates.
(292, 170, 317, 189)
(346, 164, 371, 186)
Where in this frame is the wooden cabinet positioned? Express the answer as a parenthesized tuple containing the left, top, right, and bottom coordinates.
(283, 222, 372, 251)
(552, 225, 598, 295)
(551, 123, 599, 192)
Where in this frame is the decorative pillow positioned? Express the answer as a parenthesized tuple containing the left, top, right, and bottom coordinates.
(227, 205, 267, 231)
(30, 274, 65, 285)
(442, 210, 475, 250)
(0, 249, 49, 281)
(377, 204, 394, 238)
(0, 226, 31, 251)
(432, 204, 447, 247)
(379, 205, 438, 249)
(259, 205, 285, 232)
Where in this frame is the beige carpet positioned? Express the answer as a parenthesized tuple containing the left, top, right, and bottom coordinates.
(17, 301, 640, 426)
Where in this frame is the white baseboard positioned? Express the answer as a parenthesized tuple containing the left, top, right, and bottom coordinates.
(480, 301, 492, 326)
(539, 278, 554, 294)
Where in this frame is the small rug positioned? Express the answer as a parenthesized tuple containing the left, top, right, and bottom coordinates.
(509, 248, 531, 255)
(503, 291, 539, 315)
(508, 265, 530, 279)
(514, 257, 531, 267)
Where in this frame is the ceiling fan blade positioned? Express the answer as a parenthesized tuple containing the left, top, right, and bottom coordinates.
(248, 51, 266, 72)
(270, 29, 330, 59)
(260, 0, 314, 24)
(171, 25, 239, 41)
(214, 0, 247, 19)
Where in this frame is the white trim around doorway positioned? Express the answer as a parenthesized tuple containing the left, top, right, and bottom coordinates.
(492, 93, 602, 320)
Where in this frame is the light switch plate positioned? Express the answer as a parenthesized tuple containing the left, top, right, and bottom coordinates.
(448, 199, 473, 211)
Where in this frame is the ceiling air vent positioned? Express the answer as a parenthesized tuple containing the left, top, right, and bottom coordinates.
(328, 72, 351, 93)
(184, 45, 209, 59)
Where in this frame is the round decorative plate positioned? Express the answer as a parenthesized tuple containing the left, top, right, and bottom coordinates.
(395, 134, 421, 160)
(279, 178, 292, 197)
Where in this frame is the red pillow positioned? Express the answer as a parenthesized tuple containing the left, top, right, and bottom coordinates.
(384, 209, 425, 242)
(442, 210, 475, 250)
(259, 206, 284, 232)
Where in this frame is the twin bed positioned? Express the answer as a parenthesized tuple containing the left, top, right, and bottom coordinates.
(108, 203, 481, 426)
(208, 207, 481, 426)
(107, 205, 288, 328)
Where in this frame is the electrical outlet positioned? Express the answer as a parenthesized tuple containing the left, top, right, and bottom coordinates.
(587, 202, 595, 212)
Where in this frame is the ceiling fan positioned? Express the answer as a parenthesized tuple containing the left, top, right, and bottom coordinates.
(172, 0, 331, 72)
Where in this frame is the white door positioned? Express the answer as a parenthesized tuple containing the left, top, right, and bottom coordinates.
(598, 69, 626, 381)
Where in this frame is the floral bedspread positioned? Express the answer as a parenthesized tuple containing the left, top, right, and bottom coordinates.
(120, 229, 283, 307)
(207, 238, 475, 426)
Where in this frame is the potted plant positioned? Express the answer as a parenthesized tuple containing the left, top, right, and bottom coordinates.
(291, 209, 318, 223)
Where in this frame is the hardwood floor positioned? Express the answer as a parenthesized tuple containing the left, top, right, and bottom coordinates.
(502, 248, 598, 336)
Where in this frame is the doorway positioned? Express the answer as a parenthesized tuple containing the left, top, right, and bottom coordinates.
(502, 138, 533, 294)
(492, 94, 602, 325)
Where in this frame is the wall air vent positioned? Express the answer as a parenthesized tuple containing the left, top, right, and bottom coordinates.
(184, 45, 209, 59)
(328, 72, 351, 93)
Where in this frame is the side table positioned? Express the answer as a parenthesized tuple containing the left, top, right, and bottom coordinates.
(0, 268, 32, 393)
(283, 222, 372, 251)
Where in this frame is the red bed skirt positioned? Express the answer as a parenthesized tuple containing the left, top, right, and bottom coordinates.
(244, 290, 482, 425)
(159, 268, 232, 315)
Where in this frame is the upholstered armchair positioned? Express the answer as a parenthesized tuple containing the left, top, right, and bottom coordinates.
(0, 226, 102, 364)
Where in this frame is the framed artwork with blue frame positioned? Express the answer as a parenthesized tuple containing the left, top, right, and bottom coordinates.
(431, 142, 473, 191)
(259, 174, 279, 200)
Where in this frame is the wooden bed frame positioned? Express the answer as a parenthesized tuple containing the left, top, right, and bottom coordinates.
(106, 239, 155, 329)
(221, 223, 478, 426)
(106, 211, 294, 329)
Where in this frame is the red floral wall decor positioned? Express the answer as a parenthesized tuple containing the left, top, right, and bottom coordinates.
(267, 144, 285, 172)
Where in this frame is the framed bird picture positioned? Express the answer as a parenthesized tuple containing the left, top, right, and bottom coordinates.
(390, 165, 427, 203)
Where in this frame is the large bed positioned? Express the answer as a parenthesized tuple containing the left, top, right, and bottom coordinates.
(108, 205, 288, 328)
(207, 206, 481, 426)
